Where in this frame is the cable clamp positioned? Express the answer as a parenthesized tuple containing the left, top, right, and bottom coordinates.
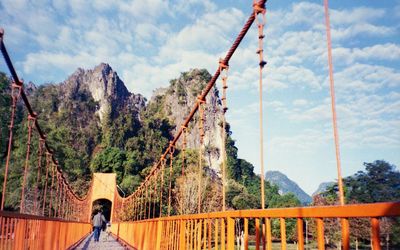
(253, 2, 266, 15)
(197, 96, 206, 104)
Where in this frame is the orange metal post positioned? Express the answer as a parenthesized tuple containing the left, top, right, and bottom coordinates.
(197, 219, 202, 250)
(266, 218, 272, 250)
(203, 219, 207, 249)
(194, 219, 198, 250)
(208, 218, 212, 250)
(0, 217, 5, 247)
(280, 218, 287, 250)
(297, 218, 304, 250)
(190, 220, 194, 250)
(14, 219, 25, 250)
(316, 218, 325, 250)
(262, 219, 266, 249)
(186, 220, 190, 248)
(179, 220, 186, 250)
(227, 217, 235, 250)
(176, 220, 180, 250)
(174, 220, 178, 250)
(156, 220, 163, 250)
(341, 218, 350, 250)
(221, 218, 226, 250)
(214, 219, 219, 250)
(255, 218, 260, 250)
(371, 217, 381, 250)
(244, 218, 249, 250)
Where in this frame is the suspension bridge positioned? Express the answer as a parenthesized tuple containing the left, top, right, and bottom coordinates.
(1, 0, 399, 249)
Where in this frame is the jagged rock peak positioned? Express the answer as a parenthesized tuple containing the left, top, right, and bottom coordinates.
(312, 181, 335, 196)
(266, 170, 312, 204)
(25, 81, 37, 96)
(149, 68, 225, 173)
(60, 63, 146, 122)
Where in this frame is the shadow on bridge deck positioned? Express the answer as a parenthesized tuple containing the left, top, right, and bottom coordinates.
(72, 231, 126, 250)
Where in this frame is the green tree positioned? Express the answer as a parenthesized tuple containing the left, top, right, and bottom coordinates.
(91, 147, 126, 183)
(0, 72, 11, 157)
(322, 160, 400, 248)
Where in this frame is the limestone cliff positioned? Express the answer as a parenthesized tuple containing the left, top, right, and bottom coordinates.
(59, 63, 146, 122)
(149, 69, 225, 174)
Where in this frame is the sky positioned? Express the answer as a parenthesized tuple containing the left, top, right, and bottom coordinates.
(1, 0, 399, 195)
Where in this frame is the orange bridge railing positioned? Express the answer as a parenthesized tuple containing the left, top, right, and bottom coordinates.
(110, 202, 400, 250)
(0, 211, 91, 250)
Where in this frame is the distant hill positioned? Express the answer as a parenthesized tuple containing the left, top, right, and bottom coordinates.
(265, 171, 312, 204)
(312, 181, 335, 196)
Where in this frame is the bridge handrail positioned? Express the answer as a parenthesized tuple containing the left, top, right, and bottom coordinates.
(0, 210, 90, 223)
(130, 201, 400, 222)
(110, 201, 400, 249)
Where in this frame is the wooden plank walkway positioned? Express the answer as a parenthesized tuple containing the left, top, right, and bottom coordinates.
(72, 230, 126, 250)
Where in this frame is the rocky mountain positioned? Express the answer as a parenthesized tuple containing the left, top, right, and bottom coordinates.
(1, 63, 226, 197)
(1, 64, 307, 213)
(312, 181, 335, 196)
(149, 69, 225, 173)
(60, 63, 146, 122)
(265, 171, 312, 204)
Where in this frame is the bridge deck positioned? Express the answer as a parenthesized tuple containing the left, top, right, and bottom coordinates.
(73, 231, 125, 250)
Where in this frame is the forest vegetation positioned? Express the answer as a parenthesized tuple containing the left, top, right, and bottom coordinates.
(0, 68, 399, 247)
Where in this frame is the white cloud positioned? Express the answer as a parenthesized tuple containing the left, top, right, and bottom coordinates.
(332, 23, 394, 40)
(330, 7, 386, 25)
(289, 103, 331, 122)
(293, 99, 308, 106)
(269, 129, 331, 152)
(171, 0, 217, 17)
(331, 43, 400, 65)
(23, 51, 98, 75)
(158, 7, 245, 60)
(334, 64, 400, 94)
(117, 0, 170, 21)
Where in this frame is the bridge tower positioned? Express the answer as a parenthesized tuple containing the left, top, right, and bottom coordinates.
(89, 173, 117, 222)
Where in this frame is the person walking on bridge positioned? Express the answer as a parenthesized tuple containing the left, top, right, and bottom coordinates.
(92, 210, 107, 242)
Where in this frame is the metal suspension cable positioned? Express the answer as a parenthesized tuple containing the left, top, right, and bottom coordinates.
(219, 59, 229, 212)
(49, 162, 54, 216)
(42, 152, 51, 215)
(159, 157, 166, 217)
(61, 181, 67, 218)
(153, 172, 157, 218)
(324, 1, 349, 249)
(144, 182, 148, 219)
(197, 97, 205, 213)
(20, 114, 36, 213)
(0, 83, 20, 210)
(34, 138, 45, 213)
(122, 0, 267, 204)
(254, 0, 267, 209)
(180, 126, 187, 215)
(167, 143, 175, 216)
(0, 28, 90, 208)
(323, 0, 345, 207)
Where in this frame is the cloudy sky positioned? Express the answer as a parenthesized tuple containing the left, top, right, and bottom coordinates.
(1, 0, 399, 195)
